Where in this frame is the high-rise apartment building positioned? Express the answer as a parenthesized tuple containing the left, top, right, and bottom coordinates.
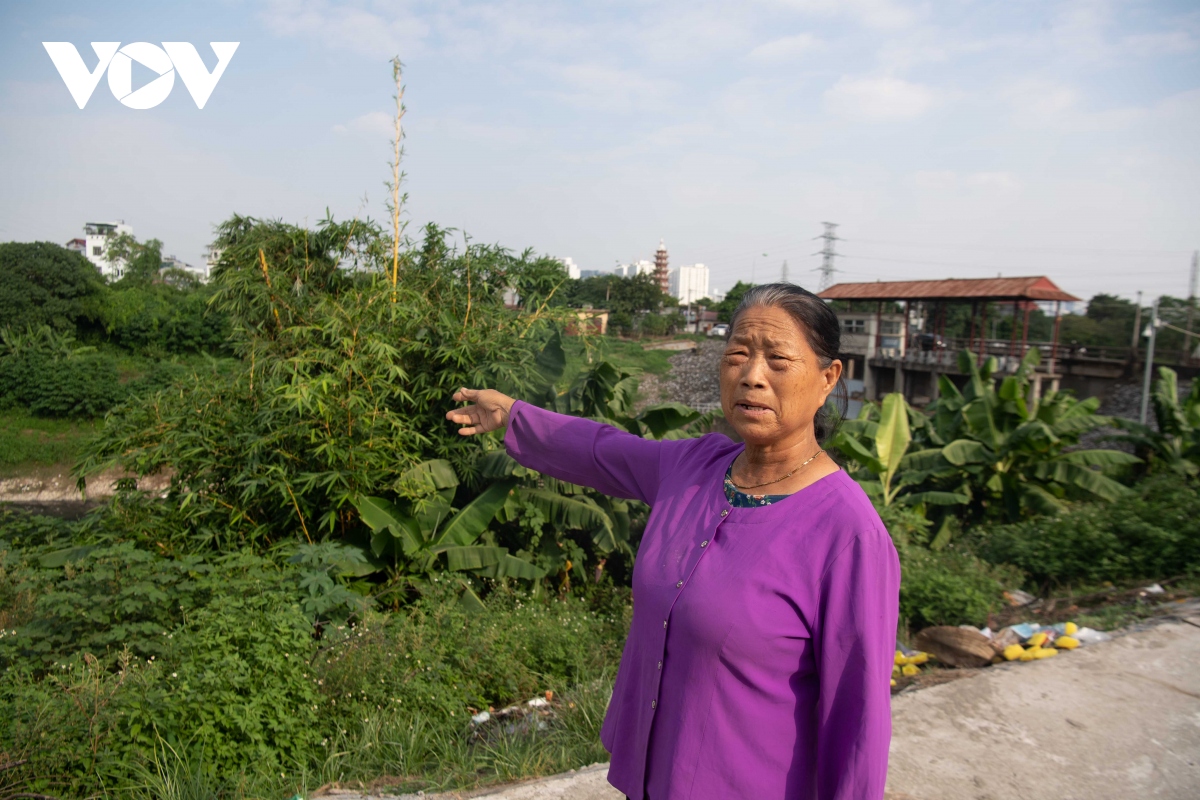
(669, 263, 710, 306)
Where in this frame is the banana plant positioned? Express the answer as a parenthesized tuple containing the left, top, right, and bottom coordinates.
(831, 393, 969, 509)
(923, 350, 1139, 520)
(1109, 367, 1200, 477)
(352, 459, 545, 604)
(834, 349, 1140, 528)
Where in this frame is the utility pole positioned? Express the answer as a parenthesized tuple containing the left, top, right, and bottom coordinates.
(781, 260, 789, 284)
(812, 222, 839, 291)
(1184, 250, 1198, 365)
(751, 252, 767, 285)
(1139, 297, 1160, 425)
(1131, 290, 1143, 354)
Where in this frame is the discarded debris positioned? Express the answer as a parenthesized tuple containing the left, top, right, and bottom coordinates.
(914, 626, 995, 668)
(1003, 588, 1037, 606)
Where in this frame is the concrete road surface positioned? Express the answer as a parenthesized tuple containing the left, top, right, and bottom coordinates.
(324, 616, 1200, 800)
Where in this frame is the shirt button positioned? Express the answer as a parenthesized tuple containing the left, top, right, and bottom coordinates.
(663, 620, 668, 629)
(700, 540, 709, 547)
(720, 509, 729, 517)
(651, 700, 657, 709)
(676, 580, 684, 588)
(657, 661, 662, 670)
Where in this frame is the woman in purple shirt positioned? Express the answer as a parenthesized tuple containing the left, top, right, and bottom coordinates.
(447, 284, 900, 800)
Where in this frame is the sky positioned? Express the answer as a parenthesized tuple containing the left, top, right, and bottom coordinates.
(1, 0, 1198, 304)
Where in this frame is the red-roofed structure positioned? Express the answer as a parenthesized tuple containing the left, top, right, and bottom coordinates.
(818, 276, 1079, 303)
(818, 276, 1083, 403)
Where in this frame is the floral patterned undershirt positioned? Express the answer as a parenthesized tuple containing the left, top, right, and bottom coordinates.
(723, 464, 791, 507)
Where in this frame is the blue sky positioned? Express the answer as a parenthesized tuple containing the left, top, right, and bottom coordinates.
(2, 0, 1198, 302)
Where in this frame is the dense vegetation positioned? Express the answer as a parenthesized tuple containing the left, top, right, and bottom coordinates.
(1, 218, 1198, 797)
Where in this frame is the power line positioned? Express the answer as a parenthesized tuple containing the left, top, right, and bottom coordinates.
(837, 252, 1196, 278)
(813, 222, 839, 290)
(841, 237, 1191, 258)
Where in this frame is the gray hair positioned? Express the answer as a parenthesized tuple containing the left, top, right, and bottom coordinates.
(726, 283, 847, 443)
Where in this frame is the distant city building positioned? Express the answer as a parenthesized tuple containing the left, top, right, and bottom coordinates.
(709, 288, 726, 303)
(66, 220, 133, 280)
(654, 239, 669, 295)
(578, 269, 606, 279)
(614, 259, 655, 278)
(556, 256, 582, 280)
(669, 263, 709, 306)
(161, 254, 209, 282)
(205, 246, 223, 271)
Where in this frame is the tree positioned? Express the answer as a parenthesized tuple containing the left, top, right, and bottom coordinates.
(106, 233, 165, 286)
(714, 281, 755, 322)
(0, 242, 106, 332)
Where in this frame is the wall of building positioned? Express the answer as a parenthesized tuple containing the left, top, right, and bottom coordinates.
(669, 263, 709, 305)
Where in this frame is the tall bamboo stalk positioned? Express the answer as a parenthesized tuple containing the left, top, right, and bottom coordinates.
(388, 57, 407, 301)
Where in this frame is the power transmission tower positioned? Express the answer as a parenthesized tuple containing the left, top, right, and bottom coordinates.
(1185, 250, 1198, 364)
(812, 222, 839, 291)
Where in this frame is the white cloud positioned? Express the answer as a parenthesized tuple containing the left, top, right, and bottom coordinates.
(259, 0, 431, 59)
(772, 0, 918, 30)
(544, 64, 674, 113)
(332, 111, 394, 137)
(1002, 79, 1079, 120)
(1119, 30, 1198, 57)
(748, 33, 823, 62)
(823, 75, 937, 121)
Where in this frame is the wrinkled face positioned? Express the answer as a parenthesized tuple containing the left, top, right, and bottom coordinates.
(719, 305, 842, 447)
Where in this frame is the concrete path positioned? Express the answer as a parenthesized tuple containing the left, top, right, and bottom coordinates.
(323, 616, 1200, 800)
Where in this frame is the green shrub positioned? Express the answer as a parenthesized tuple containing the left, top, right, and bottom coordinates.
(0, 352, 126, 418)
(1, 592, 319, 793)
(973, 473, 1200, 588)
(314, 582, 629, 721)
(125, 591, 321, 771)
(0, 242, 105, 333)
(0, 541, 297, 670)
(898, 547, 1019, 630)
(877, 503, 1018, 630)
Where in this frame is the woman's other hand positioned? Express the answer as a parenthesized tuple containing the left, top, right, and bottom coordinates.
(446, 388, 516, 435)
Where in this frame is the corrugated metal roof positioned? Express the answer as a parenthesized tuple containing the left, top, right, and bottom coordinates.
(818, 276, 1080, 302)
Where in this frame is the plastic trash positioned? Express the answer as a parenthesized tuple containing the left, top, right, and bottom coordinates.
(526, 697, 550, 708)
(1001, 644, 1024, 660)
(1004, 589, 1036, 606)
(1142, 583, 1165, 594)
(1071, 627, 1111, 645)
(471, 710, 491, 725)
(1007, 622, 1043, 640)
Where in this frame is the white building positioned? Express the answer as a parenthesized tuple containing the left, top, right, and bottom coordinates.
(161, 254, 210, 282)
(614, 259, 655, 278)
(556, 256, 582, 280)
(65, 221, 133, 280)
(669, 263, 710, 306)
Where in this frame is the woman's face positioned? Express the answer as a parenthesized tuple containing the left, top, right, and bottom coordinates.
(719, 304, 842, 448)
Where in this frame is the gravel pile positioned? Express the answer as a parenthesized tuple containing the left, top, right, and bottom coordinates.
(1079, 378, 1193, 452)
(659, 340, 724, 411)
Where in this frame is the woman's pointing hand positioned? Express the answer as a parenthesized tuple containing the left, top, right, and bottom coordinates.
(446, 388, 516, 436)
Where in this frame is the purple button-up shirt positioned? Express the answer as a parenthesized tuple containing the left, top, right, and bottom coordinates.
(504, 401, 900, 800)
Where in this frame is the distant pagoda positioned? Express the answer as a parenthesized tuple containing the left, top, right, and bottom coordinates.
(654, 239, 669, 295)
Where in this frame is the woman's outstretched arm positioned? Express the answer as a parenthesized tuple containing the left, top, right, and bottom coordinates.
(446, 387, 673, 505)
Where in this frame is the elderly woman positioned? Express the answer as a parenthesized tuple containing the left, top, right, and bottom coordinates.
(446, 284, 899, 800)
